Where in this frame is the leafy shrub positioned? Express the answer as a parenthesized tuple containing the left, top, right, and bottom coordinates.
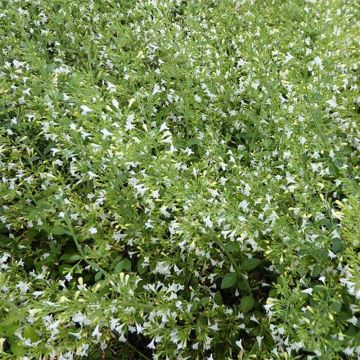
(0, 0, 359, 359)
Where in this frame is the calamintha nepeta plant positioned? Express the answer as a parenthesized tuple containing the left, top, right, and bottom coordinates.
(0, 0, 359, 359)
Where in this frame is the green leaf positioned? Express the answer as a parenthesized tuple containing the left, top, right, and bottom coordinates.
(224, 242, 239, 253)
(331, 301, 342, 313)
(197, 315, 207, 326)
(114, 259, 132, 273)
(238, 278, 251, 292)
(345, 324, 358, 337)
(242, 257, 261, 271)
(268, 288, 278, 298)
(23, 326, 38, 341)
(240, 295, 255, 313)
(214, 291, 223, 305)
(52, 225, 68, 235)
(59, 264, 72, 275)
(137, 258, 147, 274)
(221, 272, 237, 289)
(11, 341, 26, 356)
(332, 238, 343, 253)
(95, 271, 103, 281)
(201, 296, 210, 307)
(60, 254, 82, 263)
(312, 265, 321, 277)
(122, 258, 132, 272)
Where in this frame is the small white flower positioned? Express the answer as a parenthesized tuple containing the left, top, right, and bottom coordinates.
(147, 338, 156, 349)
(101, 128, 112, 138)
(302, 288, 313, 295)
(111, 98, 119, 109)
(88, 171, 98, 179)
(313, 56, 323, 67)
(152, 83, 161, 96)
(16, 281, 30, 293)
(88, 227, 97, 235)
(285, 52, 293, 63)
(110, 318, 119, 331)
(159, 122, 168, 132)
(204, 216, 213, 228)
(326, 97, 337, 108)
(107, 82, 116, 93)
(256, 335, 263, 347)
(299, 136, 306, 145)
(283, 150, 291, 160)
(80, 105, 92, 115)
(152, 190, 160, 199)
(32, 291, 44, 298)
(92, 325, 102, 340)
(72, 312, 90, 326)
(236, 339, 243, 350)
(238, 200, 249, 212)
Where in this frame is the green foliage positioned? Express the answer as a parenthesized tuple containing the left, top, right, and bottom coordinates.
(221, 272, 237, 289)
(0, 0, 359, 359)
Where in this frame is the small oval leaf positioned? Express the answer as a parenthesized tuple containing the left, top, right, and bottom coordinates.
(242, 257, 261, 271)
(240, 295, 255, 312)
(221, 272, 238, 289)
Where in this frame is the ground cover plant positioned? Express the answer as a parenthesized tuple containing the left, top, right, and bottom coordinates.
(0, 0, 359, 358)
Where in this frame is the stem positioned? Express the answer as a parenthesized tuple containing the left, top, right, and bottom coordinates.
(126, 340, 151, 360)
(212, 234, 252, 293)
(64, 216, 110, 279)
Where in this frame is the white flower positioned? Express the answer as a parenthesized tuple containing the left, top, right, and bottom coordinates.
(285, 53, 293, 63)
(326, 97, 337, 108)
(313, 56, 323, 67)
(32, 291, 44, 298)
(110, 318, 120, 331)
(204, 216, 213, 228)
(256, 335, 263, 348)
(107, 82, 116, 93)
(92, 325, 102, 341)
(154, 261, 171, 275)
(16, 281, 30, 293)
(152, 190, 160, 198)
(152, 84, 161, 96)
(72, 312, 90, 327)
(80, 105, 92, 115)
(147, 338, 156, 349)
(125, 114, 135, 131)
(111, 98, 119, 109)
(101, 128, 112, 138)
(238, 200, 249, 212)
(236, 339, 243, 350)
(77, 344, 90, 357)
(302, 288, 313, 295)
(159, 122, 168, 132)
(88, 227, 97, 235)
(88, 171, 98, 179)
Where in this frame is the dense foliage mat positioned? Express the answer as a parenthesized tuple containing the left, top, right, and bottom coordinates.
(0, 0, 359, 359)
